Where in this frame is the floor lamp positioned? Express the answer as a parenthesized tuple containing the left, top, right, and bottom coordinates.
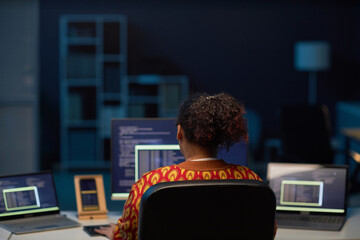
(294, 41, 331, 105)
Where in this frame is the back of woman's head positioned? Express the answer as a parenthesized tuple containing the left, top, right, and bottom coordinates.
(176, 92, 247, 150)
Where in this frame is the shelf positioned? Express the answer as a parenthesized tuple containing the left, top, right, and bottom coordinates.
(67, 37, 100, 45)
(128, 103, 158, 118)
(100, 105, 126, 137)
(60, 14, 128, 170)
(102, 93, 122, 101)
(65, 120, 98, 128)
(66, 45, 96, 79)
(65, 78, 98, 87)
(102, 54, 126, 62)
(60, 15, 189, 170)
(103, 62, 121, 93)
(67, 21, 96, 38)
(129, 96, 159, 104)
(68, 86, 97, 121)
(103, 21, 121, 55)
(129, 82, 158, 96)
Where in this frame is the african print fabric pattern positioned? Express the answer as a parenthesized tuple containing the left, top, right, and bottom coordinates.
(113, 164, 261, 240)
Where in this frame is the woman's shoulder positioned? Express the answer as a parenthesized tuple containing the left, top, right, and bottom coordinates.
(229, 164, 253, 171)
(227, 164, 262, 180)
(137, 165, 182, 183)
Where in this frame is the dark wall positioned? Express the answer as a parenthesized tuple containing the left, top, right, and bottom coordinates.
(39, 0, 360, 169)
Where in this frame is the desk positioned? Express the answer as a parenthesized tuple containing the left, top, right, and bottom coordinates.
(276, 207, 360, 239)
(0, 209, 359, 240)
(0, 212, 121, 240)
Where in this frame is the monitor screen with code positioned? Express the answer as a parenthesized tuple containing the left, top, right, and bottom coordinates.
(111, 118, 247, 200)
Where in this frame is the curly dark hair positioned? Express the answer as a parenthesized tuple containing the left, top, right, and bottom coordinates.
(176, 92, 247, 150)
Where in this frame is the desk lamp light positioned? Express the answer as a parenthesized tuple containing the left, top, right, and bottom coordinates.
(294, 41, 331, 105)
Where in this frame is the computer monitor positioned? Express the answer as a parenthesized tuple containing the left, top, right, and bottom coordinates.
(111, 118, 247, 200)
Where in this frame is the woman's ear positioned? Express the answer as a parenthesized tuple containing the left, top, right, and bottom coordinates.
(177, 125, 183, 140)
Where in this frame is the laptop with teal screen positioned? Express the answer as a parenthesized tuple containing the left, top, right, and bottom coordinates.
(267, 163, 348, 231)
(135, 144, 184, 181)
(0, 172, 80, 234)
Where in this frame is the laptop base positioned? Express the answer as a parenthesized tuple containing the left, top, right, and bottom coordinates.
(276, 213, 346, 231)
(0, 214, 80, 235)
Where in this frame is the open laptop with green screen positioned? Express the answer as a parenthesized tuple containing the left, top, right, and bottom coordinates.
(0, 172, 80, 234)
(267, 163, 348, 231)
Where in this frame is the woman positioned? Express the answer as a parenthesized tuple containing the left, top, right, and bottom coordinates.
(96, 92, 265, 239)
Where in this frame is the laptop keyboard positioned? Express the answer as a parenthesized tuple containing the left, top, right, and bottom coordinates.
(1, 215, 80, 234)
(276, 214, 345, 231)
(83, 224, 110, 236)
(277, 214, 343, 223)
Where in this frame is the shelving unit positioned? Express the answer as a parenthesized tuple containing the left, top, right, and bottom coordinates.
(127, 75, 189, 119)
(59, 15, 127, 169)
(59, 15, 189, 170)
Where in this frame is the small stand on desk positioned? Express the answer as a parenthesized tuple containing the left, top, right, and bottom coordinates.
(74, 175, 108, 220)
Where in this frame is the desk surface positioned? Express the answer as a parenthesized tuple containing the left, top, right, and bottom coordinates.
(275, 207, 360, 240)
(0, 212, 120, 240)
(1, 208, 359, 240)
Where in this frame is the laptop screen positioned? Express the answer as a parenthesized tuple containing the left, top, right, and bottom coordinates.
(135, 144, 185, 181)
(267, 163, 348, 214)
(0, 172, 60, 220)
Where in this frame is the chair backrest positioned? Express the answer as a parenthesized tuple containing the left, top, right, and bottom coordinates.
(138, 179, 276, 240)
(280, 104, 334, 164)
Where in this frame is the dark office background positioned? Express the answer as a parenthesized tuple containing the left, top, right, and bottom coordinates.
(39, 0, 360, 170)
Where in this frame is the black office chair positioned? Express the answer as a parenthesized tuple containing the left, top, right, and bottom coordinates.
(138, 179, 276, 240)
(279, 104, 334, 164)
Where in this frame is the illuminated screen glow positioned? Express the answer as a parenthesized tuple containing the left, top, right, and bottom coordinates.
(3, 186, 40, 211)
(280, 180, 323, 207)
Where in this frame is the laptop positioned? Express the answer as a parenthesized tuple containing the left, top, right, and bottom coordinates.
(0, 172, 80, 234)
(267, 163, 348, 231)
(135, 144, 184, 181)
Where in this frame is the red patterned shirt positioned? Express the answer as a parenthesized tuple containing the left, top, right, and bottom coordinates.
(113, 160, 262, 240)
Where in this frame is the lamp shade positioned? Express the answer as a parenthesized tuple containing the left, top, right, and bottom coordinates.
(294, 41, 331, 71)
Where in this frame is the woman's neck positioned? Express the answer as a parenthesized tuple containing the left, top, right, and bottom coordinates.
(181, 142, 217, 161)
